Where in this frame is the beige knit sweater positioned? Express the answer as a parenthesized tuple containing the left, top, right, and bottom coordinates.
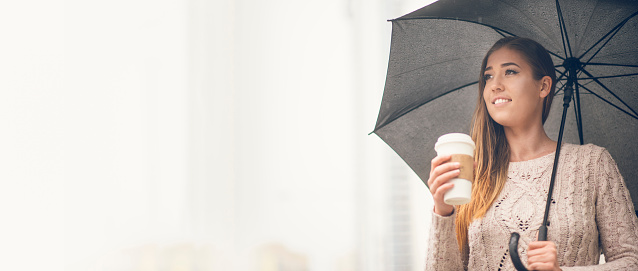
(425, 144, 638, 270)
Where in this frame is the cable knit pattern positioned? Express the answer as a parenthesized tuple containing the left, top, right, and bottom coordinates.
(425, 144, 638, 270)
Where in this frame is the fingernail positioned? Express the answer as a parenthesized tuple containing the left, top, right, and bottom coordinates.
(454, 162, 461, 167)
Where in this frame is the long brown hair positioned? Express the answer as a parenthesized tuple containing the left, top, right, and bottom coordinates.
(455, 37, 557, 253)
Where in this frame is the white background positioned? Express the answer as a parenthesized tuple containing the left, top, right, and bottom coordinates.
(0, 0, 436, 270)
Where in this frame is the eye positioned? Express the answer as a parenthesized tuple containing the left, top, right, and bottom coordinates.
(483, 73, 493, 81)
(505, 69, 519, 75)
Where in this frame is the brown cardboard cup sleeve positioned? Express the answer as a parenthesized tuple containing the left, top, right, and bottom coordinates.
(451, 154, 473, 182)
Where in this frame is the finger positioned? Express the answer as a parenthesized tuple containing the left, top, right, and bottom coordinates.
(527, 243, 557, 260)
(430, 155, 452, 175)
(526, 249, 541, 258)
(430, 169, 461, 194)
(527, 242, 544, 257)
(428, 158, 461, 189)
(431, 162, 461, 179)
(527, 262, 554, 271)
(528, 241, 556, 250)
(427, 162, 460, 188)
(428, 156, 451, 187)
(432, 183, 455, 200)
(429, 176, 456, 200)
(527, 242, 558, 270)
(527, 253, 554, 263)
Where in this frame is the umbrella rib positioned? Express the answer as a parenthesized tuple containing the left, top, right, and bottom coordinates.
(390, 17, 521, 36)
(548, 50, 566, 62)
(578, 11, 638, 60)
(581, 20, 627, 67)
(390, 17, 567, 62)
(583, 63, 638, 68)
(493, 28, 509, 38)
(557, 73, 638, 80)
(387, 57, 482, 79)
(555, 68, 567, 80)
(554, 68, 568, 93)
(371, 81, 478, 134)
(577, 82, 638, 120)
(555, 0, 574, 58)
(580, 22, 622, 62)
(554, 82, 568, 96)
(495, 0, 561, 46)
(580, 68, 638, 117)
(554, 67, 568, 94)
(579, 50, 638, 80)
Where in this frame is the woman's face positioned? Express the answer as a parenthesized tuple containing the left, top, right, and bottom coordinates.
(482, 47, 549, 128)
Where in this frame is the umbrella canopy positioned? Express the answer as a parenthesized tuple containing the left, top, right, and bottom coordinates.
(372, 0, 638, 208)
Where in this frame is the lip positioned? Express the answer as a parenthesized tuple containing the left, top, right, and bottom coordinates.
(491, 96, 512, 105)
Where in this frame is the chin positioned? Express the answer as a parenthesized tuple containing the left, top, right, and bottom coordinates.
(489, 116, 513, 128)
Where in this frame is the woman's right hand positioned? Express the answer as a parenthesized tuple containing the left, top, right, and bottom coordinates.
(427, 154, 461, 216)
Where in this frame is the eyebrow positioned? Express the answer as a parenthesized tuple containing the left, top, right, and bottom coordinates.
(485, 62, 521, 71)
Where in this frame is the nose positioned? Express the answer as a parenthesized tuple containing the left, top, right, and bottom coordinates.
(489, 76, 504, 92)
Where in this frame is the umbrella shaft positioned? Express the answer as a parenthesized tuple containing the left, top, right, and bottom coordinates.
(540, 83, 573, 240)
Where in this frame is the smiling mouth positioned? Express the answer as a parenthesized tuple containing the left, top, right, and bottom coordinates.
(493, 98, 512, 105)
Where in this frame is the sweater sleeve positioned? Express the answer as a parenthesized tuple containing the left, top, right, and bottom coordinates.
(425, 208, 467, 271)
(562, 149, 638, 271)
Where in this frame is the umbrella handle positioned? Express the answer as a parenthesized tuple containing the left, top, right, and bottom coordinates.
(509, 232, 529, 271)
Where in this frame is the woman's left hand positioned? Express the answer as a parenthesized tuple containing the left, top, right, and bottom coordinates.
(527, 241, 562, 271)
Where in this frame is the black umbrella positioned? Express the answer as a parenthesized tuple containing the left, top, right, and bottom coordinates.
(372, 0, 638, 270)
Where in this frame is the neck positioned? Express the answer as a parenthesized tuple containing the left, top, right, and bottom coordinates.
(504, 122, 557, 162)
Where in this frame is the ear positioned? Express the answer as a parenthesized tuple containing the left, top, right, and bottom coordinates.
(539, 76, 552, 98)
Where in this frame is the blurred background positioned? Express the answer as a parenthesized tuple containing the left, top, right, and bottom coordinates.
(0, 0, 438, 270)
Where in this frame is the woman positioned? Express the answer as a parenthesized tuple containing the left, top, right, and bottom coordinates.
(425, 37, 638, 270)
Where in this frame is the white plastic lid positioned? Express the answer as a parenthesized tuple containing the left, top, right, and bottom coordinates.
(434, 133, 475, 151)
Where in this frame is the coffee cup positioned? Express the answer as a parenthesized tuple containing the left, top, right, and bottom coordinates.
(434, 133, 475, 205)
